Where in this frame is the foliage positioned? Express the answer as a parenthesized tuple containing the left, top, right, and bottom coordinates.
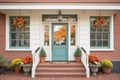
(39, 48, 47, 57)
(100, 59, 113, 68)
(13, 16, 25, 28)
(22, 55, 32, 64)
(94, 17, 107, 27)
(10, 58, 22, 67)
(0, 55, 8, 67)
(89, 55, 100, 65)
(74, 47, 82, 57)
(89, 55, 99, 62)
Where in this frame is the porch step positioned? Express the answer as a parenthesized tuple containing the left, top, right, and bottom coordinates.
(36, 67, 85, 72)
(35, 72, 86, 77)
(35, 62, 86, 78)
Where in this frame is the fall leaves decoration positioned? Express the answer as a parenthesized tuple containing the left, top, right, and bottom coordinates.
(13, 17, 25, 28)
(94, 17, 107, 27)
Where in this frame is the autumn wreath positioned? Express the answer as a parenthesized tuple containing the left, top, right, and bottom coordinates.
(94, 17, 107, 27)
(13, 17, 25, 28)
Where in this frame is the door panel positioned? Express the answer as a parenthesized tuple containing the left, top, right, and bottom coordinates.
(52, 23, 68, 61)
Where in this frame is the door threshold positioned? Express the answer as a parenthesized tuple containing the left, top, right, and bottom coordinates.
(51, 61, 70, 64)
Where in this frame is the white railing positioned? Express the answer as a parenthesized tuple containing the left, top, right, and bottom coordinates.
(80, 47, 90, 78)
(31, 47, 41, 78)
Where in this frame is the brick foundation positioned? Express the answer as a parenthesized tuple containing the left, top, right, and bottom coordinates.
(0, 12, 31, 60)
(90, 13, 120, 60)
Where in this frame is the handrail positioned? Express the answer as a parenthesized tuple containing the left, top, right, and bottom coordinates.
(32, 46, 41, 78)
(35, 47, 40, 53)
(81, 47, 86, 54)
(80, 46, 90, 78)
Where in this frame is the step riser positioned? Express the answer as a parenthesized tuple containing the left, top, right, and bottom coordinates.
(35, 75, 86, 77)
(37, 66, 84, 68)
(36, 70, 85, 72)
(37, 67, 84, 70)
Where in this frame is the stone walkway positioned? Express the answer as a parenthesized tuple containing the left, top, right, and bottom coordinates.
(0, 72, 120, 80)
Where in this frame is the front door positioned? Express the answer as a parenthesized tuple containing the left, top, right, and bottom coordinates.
(52, 23, 68, 61)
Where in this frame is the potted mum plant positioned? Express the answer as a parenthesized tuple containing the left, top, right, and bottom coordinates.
(39, 48, 47, 63)
(22, 55, 32, 75)
(89, 55, 101, 76)
(100, 59, 113, 74)
(10, 58, 22, 73)
(74, 47, 82, 63)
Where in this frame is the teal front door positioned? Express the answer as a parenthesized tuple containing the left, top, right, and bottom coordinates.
(52, 23, 68, 61)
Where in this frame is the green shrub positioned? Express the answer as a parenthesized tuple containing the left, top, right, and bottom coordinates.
(74, 47, 82, 57)
(39, 48, 47, 57)
(100, 59, 113, 68)
(0, 55, 8, 67)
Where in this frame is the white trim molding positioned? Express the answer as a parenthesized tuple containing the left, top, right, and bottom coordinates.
(90, 14, 114, 51)
(0, 3, 120, 10)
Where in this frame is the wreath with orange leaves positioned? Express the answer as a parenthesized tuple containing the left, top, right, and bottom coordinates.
(94, 17, 107, 27)
(13, 17, 25, 28)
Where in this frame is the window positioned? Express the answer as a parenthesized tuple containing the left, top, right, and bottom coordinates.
(9, 16, 30, 48)
(90, 16, 110, 49)
(70, 24, 76, 45)
(44, 25, 49, 46)
(42, 15, 77, 22)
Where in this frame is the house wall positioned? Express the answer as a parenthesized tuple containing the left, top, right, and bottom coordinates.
(0, 10, 119, 61)
(90, 12, 120, 61)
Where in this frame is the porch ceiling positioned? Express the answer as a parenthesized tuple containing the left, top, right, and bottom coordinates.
(0, 0, 120, 3)
(0, 3, 120, 10)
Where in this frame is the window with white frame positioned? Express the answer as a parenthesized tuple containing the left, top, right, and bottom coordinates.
(9, 16, 30, 48)
(44, 24, 49, 46)
(90, 16, 110, 49)
(70, 24, 76, 45)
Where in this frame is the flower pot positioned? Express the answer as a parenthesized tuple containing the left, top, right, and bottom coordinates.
(0, 67, 4, 74)
(22, 64, 32, 75)
(40, 57, 46, 63)
(89, 64, 101, 76)
(75, 57, 81, 63)
(15, 67, 20, 74)
(90, 67, 98, 76)
(103, 68, 112, 74)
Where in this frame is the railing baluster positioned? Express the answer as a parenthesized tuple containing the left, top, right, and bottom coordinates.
(80, 47, 90, 78)
(32, 47, 41, 78)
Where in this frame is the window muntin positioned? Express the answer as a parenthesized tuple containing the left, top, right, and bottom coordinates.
(90, 16, 110, 49)
(9, 16, 30, 48)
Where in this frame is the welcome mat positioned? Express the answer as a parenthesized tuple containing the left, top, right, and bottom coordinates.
(51, 62, 69, 64)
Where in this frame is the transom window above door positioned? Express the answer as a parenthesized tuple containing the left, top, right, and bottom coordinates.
(42, 15, 77, 22)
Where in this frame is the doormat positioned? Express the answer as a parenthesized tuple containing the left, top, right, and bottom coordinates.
(52, 62, 69, 64)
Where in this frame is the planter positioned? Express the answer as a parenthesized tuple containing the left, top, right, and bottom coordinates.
(103, 68, 112, 74)
(22, 64, 32, 75)
(75, 57, 81, 63)
(40, 57, 46, 63)
(14, 67, 20, 74)
(89, 64, 101, 76)
(0, 67, 4, 74)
